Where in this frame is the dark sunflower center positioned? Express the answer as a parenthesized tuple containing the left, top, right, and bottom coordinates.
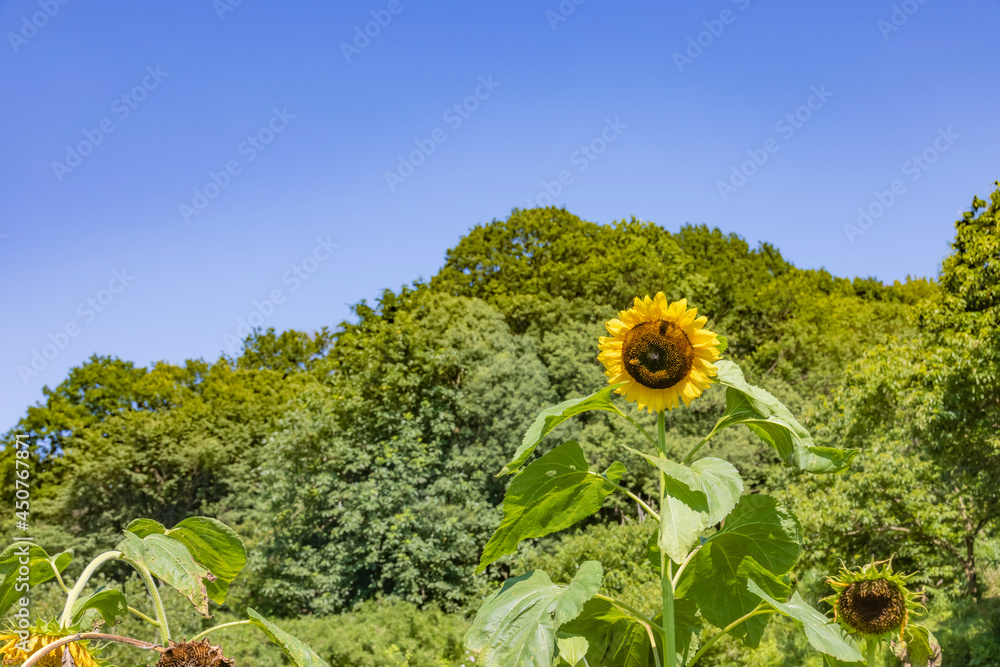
(621, 320, 694, 389)
(838, 579, 907, 636)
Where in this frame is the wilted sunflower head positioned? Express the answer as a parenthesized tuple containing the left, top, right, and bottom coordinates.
(824, 556, 924, 643)
(598, 293, 721, 413)
(0, 627, 102, 667)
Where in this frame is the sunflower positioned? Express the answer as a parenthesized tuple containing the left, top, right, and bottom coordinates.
(598, 294, 721, 413)
(0, 631, 102, 667)
(824, 557, 924, 644)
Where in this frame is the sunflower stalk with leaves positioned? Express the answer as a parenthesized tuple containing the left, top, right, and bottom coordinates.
(0, 517, 328, 667)
(464, 293, 936, 667)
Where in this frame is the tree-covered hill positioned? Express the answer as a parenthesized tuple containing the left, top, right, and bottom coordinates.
(2, 186, 997, 664)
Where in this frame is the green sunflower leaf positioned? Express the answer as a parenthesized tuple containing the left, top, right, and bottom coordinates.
(714, 360, 859, 474)
(465, 561, 603, 667)
(675, 494, 801, 647)
(556, 634, 589, 666)
(118, 531, 215, 617)
(71, 587, 129, 627)
(248, 607, 330, 667)
(124, 518, 167, 539)
(748, 579, 864, 662)
(0, 543, 73, 617)
(498, 384, 624, 477)
(618, 445, 743, 564)
(620, 446, 743, 526)
(166, 516, 247, 605)
(478, 441, 625, 573)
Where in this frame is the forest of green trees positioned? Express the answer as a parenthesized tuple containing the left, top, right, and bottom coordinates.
(2, 184, 998, 665)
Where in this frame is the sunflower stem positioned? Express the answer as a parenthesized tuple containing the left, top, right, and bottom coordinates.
(21, 632, 163, 667)
(127, 605, 161, 627)
(188, 620, 254, 643)
(656, 411, 677, 667)
(865, 637, 877, 666)
(133, 563, 171, 644)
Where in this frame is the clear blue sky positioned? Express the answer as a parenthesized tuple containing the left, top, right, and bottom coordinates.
(1, 0, 998, 432)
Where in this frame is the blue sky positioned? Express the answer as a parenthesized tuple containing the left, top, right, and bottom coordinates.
(1, 0, 998, 432)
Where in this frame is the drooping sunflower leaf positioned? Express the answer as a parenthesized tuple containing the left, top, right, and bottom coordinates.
(166, 517, 247, 605)
(0, 543, 73, 617)
(748, 579, 864, 662)
(248, 607, 329, 667)
(658, 494, 704, 565)
(675, 494, 801, 647)
(465, 561, 603, 667)
(714, 360, 859, 473)
(556, 634, 590, 666)
(620, 445, 743, 564)
(71, 587, 129, 627)
(623, 445, 743, 526)
(118, 531, 215, 617)
(478, 441, 625, 573)
(498, 385, 623, 476)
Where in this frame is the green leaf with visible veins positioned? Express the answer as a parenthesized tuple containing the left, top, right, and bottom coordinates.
(478, 441, 625, 573)
(117, 531, 215, 617)
(167, 517, 246, 605)
(714, 360, 858, 473)
(465, 561, 603, 667)
(556, 634, 589, 666)
(748, 579, 864, 662)
(498, 385, 623, 476)
(71, 588, 129, 627)
(675, 494, 801, 647)
(248, 607, 329, 667)
(621, 445, 742, 564)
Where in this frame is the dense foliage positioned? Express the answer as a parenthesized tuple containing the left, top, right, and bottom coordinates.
(2, 185, 997, 664)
